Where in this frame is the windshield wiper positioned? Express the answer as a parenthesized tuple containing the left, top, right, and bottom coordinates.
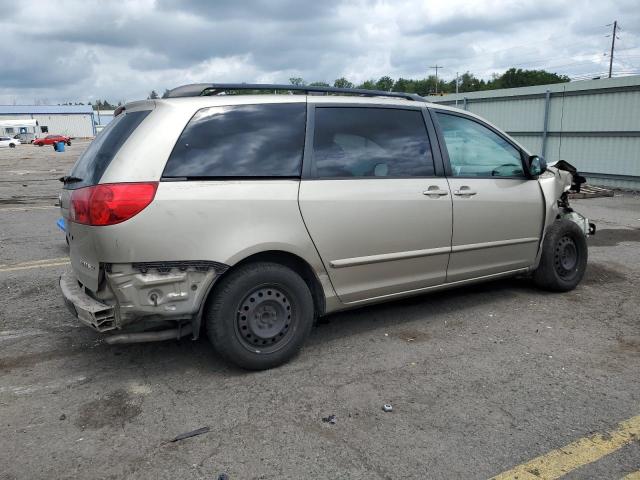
(59, 175, 83, 184)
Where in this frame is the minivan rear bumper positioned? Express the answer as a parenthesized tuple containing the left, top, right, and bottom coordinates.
(59, 270, 117, 332)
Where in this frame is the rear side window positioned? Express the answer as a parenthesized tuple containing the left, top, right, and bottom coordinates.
(312, 107, 435, 178)
(163, 103, 305, 178)
(67, 110, 150, 189)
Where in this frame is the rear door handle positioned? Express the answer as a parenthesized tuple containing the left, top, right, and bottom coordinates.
(453, 186, 477, 196)
(423, 186, 449, 197)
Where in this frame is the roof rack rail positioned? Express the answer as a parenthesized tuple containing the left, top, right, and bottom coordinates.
(165, 83, 427, 102)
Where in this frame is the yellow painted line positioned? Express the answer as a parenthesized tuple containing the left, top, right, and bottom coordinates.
(491, 414, 640, 480)
(0, 260, 69, 273)
(0, 257, 69, 268)
(621, 472, 640, 480)
(0, 205, 58, 212)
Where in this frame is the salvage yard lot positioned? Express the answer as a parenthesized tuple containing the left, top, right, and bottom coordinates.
(1, 142, 639, 479)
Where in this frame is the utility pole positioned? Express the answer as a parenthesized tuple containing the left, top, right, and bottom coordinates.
(608, 20, 618, 78)
(430, 65, 443, 94)
(455, 72, 459, 106)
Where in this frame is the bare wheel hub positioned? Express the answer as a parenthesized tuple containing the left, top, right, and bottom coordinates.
(554, 235, 578, 278)
(237, 286, 292, 349)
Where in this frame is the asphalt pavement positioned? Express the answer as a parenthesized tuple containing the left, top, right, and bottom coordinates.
(0, 141, 639, 479)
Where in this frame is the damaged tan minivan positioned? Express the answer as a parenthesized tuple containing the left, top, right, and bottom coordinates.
(59, 84, 594, 369)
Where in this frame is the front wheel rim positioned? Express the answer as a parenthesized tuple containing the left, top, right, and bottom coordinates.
(554, 235, 579, 279)
(235, 284, 295, 353)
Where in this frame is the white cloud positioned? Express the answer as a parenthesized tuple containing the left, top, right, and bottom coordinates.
(0, 0, 638, 104)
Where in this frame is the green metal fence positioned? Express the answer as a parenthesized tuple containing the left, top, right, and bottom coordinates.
(427, 75, 640, 190)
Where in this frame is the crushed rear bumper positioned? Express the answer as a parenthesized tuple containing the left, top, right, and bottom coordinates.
(59, 270, 117, 332)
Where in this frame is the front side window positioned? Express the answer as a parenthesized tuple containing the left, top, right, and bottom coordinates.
(436, 112, 524, 178)
(312, 107, 435, 178)
(163, 103, 306, 178)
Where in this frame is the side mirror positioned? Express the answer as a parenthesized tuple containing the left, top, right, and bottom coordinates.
(527, 155, 547, 177)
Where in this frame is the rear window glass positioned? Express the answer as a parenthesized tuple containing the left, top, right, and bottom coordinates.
(66, 110, 150, 189)
(162, 103, 305, 178)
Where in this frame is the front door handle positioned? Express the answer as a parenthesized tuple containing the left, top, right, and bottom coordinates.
(453, 186, 477, 196)
(423, 186, 449, 197)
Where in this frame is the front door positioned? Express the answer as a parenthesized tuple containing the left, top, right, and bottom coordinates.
(299, 104, 452, 304)
(433, 111, 544, 282)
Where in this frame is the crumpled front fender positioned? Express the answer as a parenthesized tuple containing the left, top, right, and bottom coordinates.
(538, 166, 573, 226)
(533, 160, 593, 269)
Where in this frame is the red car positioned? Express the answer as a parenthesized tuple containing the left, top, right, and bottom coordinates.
(33, 135, 71, 146)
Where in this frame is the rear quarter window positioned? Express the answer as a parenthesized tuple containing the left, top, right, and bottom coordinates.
(162, 103, 306, 178)
(66, 110, 150, 189)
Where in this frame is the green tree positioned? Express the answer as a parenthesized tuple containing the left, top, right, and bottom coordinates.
(488, 68, 570, 89)
(375, 76, 394, 92)
(92, 99, 115, 110)
(333, 77, 354, 89)
(308, 81, 330, 87)
(161, 89, 171, 98)
(148, 90, 159, 99)
(289, 77, 306, 86)
(448, 72, 486, 93)
(393, 78, 417, 93)
(356, 79, 377, 90)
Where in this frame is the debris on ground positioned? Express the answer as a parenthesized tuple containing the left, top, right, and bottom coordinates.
(217, 473, 229, 480)
(170, 426, 210, 442)
(322, 415, 337, 424)
(568, 184, 614, 199)
(382, 404, 393, 413)
(59, 414, 66, 421)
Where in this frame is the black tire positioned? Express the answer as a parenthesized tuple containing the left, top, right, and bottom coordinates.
(205, 262, 314, 370)
(38, 143, 43, 147)
(67, 141, 71, 146)
(9, 143, 15, 148)
(533, 219, 588, 292)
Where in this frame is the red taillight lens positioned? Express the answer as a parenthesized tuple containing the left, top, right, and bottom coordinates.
(70, 182, 158, 226)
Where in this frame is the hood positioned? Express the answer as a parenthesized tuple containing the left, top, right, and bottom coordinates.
(540, 160, 587, 199)
(537, 160, 587, 234)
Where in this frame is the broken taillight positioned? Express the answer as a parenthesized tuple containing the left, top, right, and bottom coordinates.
(69, 182, 158, 226)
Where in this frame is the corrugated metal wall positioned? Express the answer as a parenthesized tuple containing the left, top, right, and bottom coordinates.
(427, 75, 640, 189)
(0, 110, 94, 138)
(30, 114, 94, 137)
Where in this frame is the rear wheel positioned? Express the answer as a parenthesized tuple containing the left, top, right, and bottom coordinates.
(66, 141, 71, 146)
(533, 219, 588, 292)
(9, 143, 15, 148)
(205, 262, 314, 370)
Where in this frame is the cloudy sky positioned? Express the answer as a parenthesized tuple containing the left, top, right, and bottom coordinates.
(1, 0, 639, 105)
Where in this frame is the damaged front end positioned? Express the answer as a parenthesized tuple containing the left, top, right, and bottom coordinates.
(538, 160, 596, 241)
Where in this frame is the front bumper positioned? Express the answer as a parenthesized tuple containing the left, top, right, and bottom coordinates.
(59, 270, 117, 332)
(562, 211, 596, 237)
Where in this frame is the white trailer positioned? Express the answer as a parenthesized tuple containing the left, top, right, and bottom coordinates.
(0, 119, 38, 143)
